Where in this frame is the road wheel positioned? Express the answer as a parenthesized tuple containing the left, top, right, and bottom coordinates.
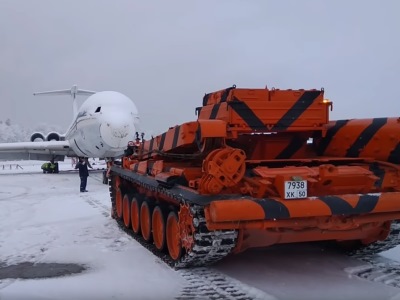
(122, 194, 131, 228)
(115, 187, 123, 219)
(152, 206, 167, 251)
(166, 211, 183, 261)
(140, 200, 153, 242)
(130, 195, 142, 234)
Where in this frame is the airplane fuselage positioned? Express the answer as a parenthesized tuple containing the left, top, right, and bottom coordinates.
(0, 88, 140, 162)
(65, 91, 139, 158)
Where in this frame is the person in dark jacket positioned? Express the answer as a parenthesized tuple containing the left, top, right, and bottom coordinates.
(75, 157, 92, 192)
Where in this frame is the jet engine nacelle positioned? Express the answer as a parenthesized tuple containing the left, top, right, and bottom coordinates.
(30, 132, 45, 142)
(46, 132, 64, 141)
(30, 132, 64, 142)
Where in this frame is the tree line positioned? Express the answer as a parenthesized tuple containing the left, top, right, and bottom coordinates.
(0, 119, 63, 143)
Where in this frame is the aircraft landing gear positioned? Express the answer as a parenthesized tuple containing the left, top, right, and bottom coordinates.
(102, 170, 108, 184)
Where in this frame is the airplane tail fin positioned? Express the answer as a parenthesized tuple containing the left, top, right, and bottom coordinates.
(33, 85, 96, 117)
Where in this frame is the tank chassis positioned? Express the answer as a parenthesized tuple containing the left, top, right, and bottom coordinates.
(109, 85, 400, 268)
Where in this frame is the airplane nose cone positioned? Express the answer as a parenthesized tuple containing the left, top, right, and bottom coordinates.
(100, 113, 134, 149)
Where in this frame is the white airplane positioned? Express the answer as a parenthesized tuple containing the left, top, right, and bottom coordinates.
(0, 85, 140, 161)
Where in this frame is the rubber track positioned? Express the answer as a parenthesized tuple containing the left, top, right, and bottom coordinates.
(109, 173, 238, 268)
(349, 221, 400, 261)
(345, 221, 400, 289)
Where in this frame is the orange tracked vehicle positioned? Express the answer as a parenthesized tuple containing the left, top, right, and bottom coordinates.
(109, 85, 400, 268)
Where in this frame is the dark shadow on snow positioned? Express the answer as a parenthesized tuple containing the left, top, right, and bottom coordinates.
(0, 262, 86, 279)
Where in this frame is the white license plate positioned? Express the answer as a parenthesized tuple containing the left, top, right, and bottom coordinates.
(284, 180, 307, 199)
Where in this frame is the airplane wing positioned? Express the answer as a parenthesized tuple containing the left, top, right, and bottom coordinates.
(0, 141, 76, 161)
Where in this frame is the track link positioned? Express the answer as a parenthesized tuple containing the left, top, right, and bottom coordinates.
(345, 221, 400, 289)
(109, 174, 238, 268)
(349, 221, 400, 261)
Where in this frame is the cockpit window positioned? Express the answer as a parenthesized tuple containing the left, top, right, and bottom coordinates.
(95, 107, 101, 113)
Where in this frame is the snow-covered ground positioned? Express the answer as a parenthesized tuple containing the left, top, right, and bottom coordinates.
(1, 159, 400, 300)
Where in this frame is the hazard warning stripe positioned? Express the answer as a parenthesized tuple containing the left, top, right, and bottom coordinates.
(369, 163, 386, 188)
(317, 119, 349, 155)
(202, 86, 236, 106)
(388, 142, 400, 164)
(147, 138, 154, 153)
(202, 94, 210, 106)
(171, 126, 180, 149)
(158, 132, 167, 150)
(253, 199, 290, 219)
(253, 194, 380, 220)
(346, 118, 387, 157)
(210, 103, 221, 119)
(272, 90, 321, 131)
(275, 135, 305, 159)
(220, 87, 232, 102)
(229, 97, 267, 130)
(149, 138, 154, 153)
(319, 194, 379, 215)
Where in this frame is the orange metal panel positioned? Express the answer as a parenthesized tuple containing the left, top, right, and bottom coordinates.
(207, 199, 266, 222)
(227, 133, 312, 160)
(232, 224, 388, 253)
(230, 89, 270, 101)
(137, 161, 148, 175)
(198, 119, 227, 138)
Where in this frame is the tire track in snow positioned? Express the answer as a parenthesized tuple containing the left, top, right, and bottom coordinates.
(346, 254, 400, 289)
(176, 268, 274, 300)
(83, 194, 273, 300)
(0, 278, 17, 292)
(88, 172, 105, 184)
(82, 195, 110, 218)
(0, 185, 32, 201)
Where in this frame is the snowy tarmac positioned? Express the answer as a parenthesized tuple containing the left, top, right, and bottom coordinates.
(1, 160, 400, 300)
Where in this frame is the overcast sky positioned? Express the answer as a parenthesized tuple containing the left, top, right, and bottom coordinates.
(0, 0, 399, 136)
